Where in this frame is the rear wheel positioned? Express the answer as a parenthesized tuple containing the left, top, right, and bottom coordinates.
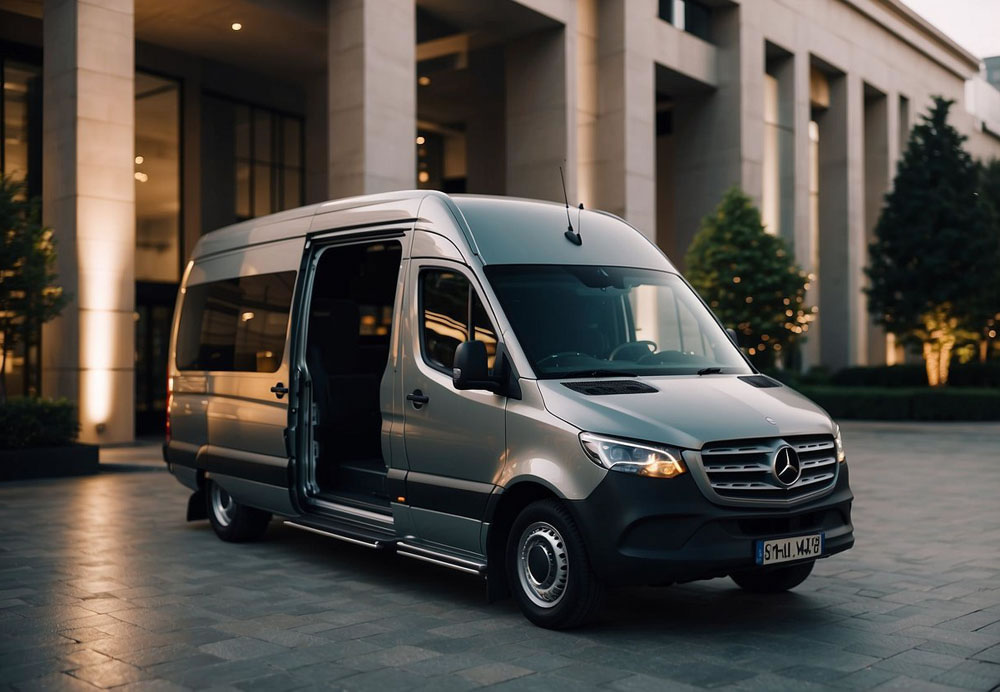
(206, 479, 272, 542)
(730, 560, 815, 593)
(506, 499, 604, 629)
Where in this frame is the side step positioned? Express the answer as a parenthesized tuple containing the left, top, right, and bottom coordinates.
(396, 541, 487, 576)
(284, 518, 395, 550)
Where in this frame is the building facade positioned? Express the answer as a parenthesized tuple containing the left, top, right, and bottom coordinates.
(1, 0, 998, 443)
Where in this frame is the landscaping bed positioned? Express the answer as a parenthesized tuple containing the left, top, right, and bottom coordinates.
(797, 386, 1000, 421)
(0, 398, 97, 481)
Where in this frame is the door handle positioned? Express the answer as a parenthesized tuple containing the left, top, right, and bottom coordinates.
(270, 382, 289, 399)
(406, 389, 429, 408)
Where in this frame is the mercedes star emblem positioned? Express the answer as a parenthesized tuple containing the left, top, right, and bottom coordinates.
(772, 445, 801, 486)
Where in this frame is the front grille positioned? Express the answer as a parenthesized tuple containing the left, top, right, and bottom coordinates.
(690, 435, 838, 506)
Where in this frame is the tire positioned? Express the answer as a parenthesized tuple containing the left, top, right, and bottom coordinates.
(730, 560, 815, 593)
(205, 479, 272, 542)
(505, 499, 604, 629)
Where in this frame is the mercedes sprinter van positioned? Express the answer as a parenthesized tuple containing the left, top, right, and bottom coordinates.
(164, 191, 854, 628)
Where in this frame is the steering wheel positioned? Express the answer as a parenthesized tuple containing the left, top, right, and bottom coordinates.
(537, 351, 589, 367)
(608, 340, 657, 361)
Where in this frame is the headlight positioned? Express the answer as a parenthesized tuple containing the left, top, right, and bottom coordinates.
(579, 433, 686, 479)
(833, 424, 846, 463)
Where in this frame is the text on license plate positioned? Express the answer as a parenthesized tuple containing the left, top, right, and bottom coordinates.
(755, 533, 824, 565)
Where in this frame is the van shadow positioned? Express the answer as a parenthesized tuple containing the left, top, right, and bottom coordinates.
(193, 520, 845, 640)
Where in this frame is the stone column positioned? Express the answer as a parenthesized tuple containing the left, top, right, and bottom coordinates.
(793, 52, 819, 369)
(505, 24, 576, 203)
(328, 0, 414, 197)
(42, 0, 136, 444)
(817, 70, 866, 371)
(594, 0, 655, 238)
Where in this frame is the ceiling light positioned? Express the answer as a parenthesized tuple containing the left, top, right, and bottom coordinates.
(418, 76, 431, 86)
(134, 155, 143, 165)
(231, 22, 242, 31)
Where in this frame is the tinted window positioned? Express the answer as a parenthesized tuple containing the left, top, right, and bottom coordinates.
(421, 269, 497, 372)
(176, 271, 296, 372)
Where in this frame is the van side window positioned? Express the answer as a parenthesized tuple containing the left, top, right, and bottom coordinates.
(176, 271, 296, 372)
(421, 269, 497, 372)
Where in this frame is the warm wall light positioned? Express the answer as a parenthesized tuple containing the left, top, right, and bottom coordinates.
(241, 311, 255, 322)
(418, 171, 429, 183)
(415, 136, 425, 145)
(418, 76, 431, 86)
(134, 155, 143, 164)
(134, 172, 148, 182)
(231, 22, 242, 31)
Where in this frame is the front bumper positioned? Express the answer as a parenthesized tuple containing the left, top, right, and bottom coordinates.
(567, 464, 854, 586)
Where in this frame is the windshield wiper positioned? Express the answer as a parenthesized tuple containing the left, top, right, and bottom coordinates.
(558, 369, 638, 379)
(697, 367, 724, 376)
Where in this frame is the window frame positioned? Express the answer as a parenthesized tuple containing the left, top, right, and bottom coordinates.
(417, 265, 500, 377)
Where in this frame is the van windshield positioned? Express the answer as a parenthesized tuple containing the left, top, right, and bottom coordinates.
(484, 265, 752, 379)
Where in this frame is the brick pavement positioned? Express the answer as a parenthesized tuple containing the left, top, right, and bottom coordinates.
(0, 422, 998, 690)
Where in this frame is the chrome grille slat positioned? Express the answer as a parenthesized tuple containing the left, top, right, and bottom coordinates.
(703, 463, 770, 473)
(694, 434, 839, 506)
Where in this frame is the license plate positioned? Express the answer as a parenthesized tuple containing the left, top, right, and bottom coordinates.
(755, 533, 824, 565)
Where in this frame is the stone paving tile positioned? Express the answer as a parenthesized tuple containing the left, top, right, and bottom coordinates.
(0, 423, 999, 690)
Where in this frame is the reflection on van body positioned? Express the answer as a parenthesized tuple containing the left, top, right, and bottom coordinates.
(164, 191, 854, 629)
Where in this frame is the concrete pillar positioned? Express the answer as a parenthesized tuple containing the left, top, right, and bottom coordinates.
(594, 0, 655, 238)
(863, 87, 889, 365)
(505, 25, 576, 203)
(763, 51, 795, 243)
(793, 52, 818, 369)
(817, 70, 866, 371)
(327, 0, 414, 197)
(576, 0, 599, 207)
(42, 0, 136, 444)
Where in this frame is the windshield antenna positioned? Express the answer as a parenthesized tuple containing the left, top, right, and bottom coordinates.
(560, 167, 582, 246)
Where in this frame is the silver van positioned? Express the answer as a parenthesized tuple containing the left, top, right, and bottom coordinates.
(164, 190, 854, 628)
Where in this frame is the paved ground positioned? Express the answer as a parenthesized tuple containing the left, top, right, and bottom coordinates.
(1, 422, 999, 691)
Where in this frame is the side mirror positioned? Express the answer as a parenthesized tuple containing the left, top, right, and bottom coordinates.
(726, 328, 739, 346)
(453, 341, 501, 393)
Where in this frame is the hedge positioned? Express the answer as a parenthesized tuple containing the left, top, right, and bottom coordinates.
(797, 386, 1000, 421)
(0, 398, 79, 449)
(829, 362, 1000, 388)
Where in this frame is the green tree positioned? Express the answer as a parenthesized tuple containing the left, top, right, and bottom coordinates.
(865, 97, 994, 385)
(686, 186, 813, 369)
(0, 177, 70, 403)
(978, 159, 1000, 361)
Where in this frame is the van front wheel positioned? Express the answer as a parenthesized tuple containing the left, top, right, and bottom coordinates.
(506, 499, 604, 629)
(205, 479, 272, 542)
(730, 560, 815, 593)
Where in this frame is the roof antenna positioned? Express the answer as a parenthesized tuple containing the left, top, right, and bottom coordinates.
(560, 167, 582, 246)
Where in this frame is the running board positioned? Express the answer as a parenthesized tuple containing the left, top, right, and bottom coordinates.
(396, 541, 487, 576)
(283, 520, 392, 550)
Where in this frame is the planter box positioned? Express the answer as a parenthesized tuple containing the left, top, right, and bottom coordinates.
(0, 444, 100, 482)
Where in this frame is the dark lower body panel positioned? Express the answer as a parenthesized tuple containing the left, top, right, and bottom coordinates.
(568, 464, 854, 586)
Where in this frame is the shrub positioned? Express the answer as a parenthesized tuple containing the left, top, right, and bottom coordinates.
(0, 398, 79, 449)
(827, 362, 1000, 388)
(685, 187, 813, 369)
(796, 386, 1000, 421)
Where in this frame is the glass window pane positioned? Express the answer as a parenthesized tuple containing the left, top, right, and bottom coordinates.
(4, 61, 42, 197)
(421, 270, 470, 370)
(176, 271, 296, 372)
(253, 109, 273, 163)
(283, 117, 301, 168)
(283, 168, 301, 210)
(134, 71, 181, 282)
(236, 160, 251, 218)
(472, 294, 498, 369)
(253, 163, 272, 216)
(235, 104, 251, 159)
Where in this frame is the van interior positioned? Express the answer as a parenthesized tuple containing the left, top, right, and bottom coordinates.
(305, 240, 402, 508)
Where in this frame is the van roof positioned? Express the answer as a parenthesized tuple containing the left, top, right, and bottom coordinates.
(191, 190, 676, 272)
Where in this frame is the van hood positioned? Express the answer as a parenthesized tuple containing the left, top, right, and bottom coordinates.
(535, 375, 834, 449)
